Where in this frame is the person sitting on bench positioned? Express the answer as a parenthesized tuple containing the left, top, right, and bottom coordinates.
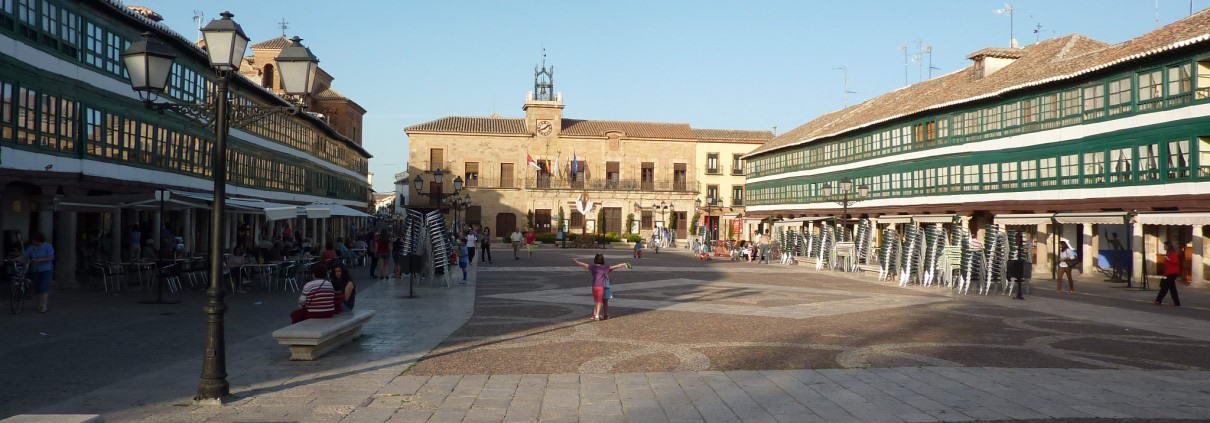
(291, 264, 336, 323)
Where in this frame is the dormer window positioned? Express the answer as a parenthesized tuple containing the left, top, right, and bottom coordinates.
(966, 48, 1024, 79)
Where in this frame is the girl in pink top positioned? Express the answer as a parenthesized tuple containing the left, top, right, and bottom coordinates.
(574, 254, 628, 320)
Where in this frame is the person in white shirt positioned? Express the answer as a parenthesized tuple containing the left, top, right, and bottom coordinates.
(510, 230, 523, 260)
(1057, 240, 1077, 294)
(465, 230, 479, 263)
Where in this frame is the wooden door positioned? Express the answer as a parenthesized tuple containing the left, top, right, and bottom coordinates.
(495, 213, 516, 241)
(675, 211, 687, 239)
(603, 207, 622, 234)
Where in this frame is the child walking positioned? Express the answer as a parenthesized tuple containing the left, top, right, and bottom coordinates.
(574, 254, 629, 321)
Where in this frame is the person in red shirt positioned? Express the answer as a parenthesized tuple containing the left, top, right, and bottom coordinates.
(1154, 242, 1186, 306)
(524, 229, 536, 257)
(375, 232, 392, 279)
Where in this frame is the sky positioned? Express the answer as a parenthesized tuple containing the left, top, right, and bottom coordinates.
(133, 0, 1210, 193)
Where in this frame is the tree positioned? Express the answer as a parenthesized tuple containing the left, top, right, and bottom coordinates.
(556, 206, 565, 233)
(690, 211, 700, 233)
(625, 213, 635, 235)
(596, 208, 605, 234)
(669, 211, 679, 230)
(525, 210, 534, 231)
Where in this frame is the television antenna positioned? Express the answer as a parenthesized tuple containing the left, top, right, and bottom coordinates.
(995, 3, 1015, 47)
(923, 45, 939, 80)
(191, 10, 204, 42)
(898, 44, 910, 86)
(833, 66, 857, 108)
(278, 18, 290, 36)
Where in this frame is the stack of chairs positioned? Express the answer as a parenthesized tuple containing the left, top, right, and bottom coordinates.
(899, 223, 923, 287)
(854, 218, 872, 267)
(879, 228, 900, 282)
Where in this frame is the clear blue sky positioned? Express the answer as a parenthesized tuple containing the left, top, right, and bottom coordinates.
(135, 0, 1209, 193)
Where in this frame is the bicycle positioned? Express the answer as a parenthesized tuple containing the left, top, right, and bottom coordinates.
(7, 260, 30, 314)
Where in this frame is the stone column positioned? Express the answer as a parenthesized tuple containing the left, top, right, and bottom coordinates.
(54, 211, 77, 287)
(111, 209, 122, 262)
(37, 202, 53, 246)
(185, 209, 195, 255)
(153, 209, 162, 255)
(1144, 229, 1158, 281)
(1035, 223, 1051, 278)
(320, 218, 327, 250)
(1192, 225, 1205, 287)
(253, 216, 260, 245)
(1131, 221, 1144, 282)
(1081, 224, 1094, 278)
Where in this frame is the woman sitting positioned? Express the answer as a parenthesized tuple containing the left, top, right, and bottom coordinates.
(329, 262, 356, 312)
(291, 264, 336, 323)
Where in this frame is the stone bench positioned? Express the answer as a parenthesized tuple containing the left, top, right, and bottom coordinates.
(271, 309, 375, 360)
(0, 416, 103, 423)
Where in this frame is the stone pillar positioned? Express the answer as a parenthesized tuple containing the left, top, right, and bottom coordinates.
(1144, 229, 1158, 280)
(153, 209, 162, 254)
(54, 211, 77, 287)
(185, 209, 195, 255)
(1089, 223, 1098, 279)
(37, 203, 53, 246)
(253, 217, 260, 245)
(1131, 221, 1144, 282)
(111, 209, 122, 262)
(1035, 223, 1051, 277)
(1193, 225, 1205, 287)
(320, 218, 327, 250)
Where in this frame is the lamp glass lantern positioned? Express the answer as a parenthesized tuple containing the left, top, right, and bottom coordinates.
(412, 174, 424, 193)
(820, 183, 833, 198)
(453, 175, 464, 192)
(858, 184, 870, 197)
(200, 11, 249, 71)
(120, 33, 176, 101)
(840, 177, 853, 194)
(274, 36, 320, 96)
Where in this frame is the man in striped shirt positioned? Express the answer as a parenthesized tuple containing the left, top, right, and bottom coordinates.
(290, 264, 337, 323)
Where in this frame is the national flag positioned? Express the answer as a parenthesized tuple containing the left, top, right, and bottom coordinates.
(554, 152, 561, 178)
(571, 151, 579, 174)
(527, 153, 540, 170)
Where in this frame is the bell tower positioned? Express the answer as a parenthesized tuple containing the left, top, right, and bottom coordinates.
(524, 50, 563, 139)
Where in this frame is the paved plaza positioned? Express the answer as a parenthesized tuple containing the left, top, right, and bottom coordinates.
(5, 248, 1210, 422)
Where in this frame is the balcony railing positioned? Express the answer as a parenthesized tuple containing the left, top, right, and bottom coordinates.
(520, 177, 696, 192)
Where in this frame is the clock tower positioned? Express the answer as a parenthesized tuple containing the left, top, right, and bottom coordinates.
(524, 54, 563, 140)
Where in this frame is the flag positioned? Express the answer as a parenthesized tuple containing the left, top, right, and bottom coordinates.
(527, 153, 540, 170)
(571, 151, 579, 174)
(554, 151, 561, 178)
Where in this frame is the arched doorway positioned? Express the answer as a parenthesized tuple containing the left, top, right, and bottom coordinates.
(261, 64, 275, 89)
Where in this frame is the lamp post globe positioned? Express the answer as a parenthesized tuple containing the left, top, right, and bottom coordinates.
(858, 184, 870, 197)
(821, 183, 832, 198)
(840, 177, 853, 194)
(274, 36, 320, 96)
(412, 174, 424, 193)
(120, 32, 176, 101)
(199, 11, 249, 71)
(453, 175, 464, 192)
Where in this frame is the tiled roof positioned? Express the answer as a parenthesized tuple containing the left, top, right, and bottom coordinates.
(251, 36, 292, 50)
(692, 128, 775, 141)
(561, 119, 695, 139)
(315, 88, 346, 99)
(405, 116, 528, 134)
(748, 8, 1210, 157)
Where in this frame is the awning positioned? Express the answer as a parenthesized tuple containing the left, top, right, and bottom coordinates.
(877, 215, 912, 224)
(779, 216, 834, 223)
(1136, 212, 1210, 226)
(994, 213, 1053, 225)
(912, 214, 959, 224)
(306, 203, 370, 218)
(1053, 212, 1129, 225)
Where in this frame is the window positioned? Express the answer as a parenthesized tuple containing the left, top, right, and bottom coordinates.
(1, 82, 12, 141)
(1039, 157, 1057, 186)
(1060, 89, 1081, 117)
(673, 163, 687, 191)
(16, 0, 32, 25)
(1107, 77, 1132, 115)
(1039, 94, 1058, 121)
(731, 154, 744, 175)
(1059, 154, 1079, 185)
(1139, 70, 1163, 109)
(83, 107, 101, 156)
(1138, 144, 1160, 181)
(1168, 63, 1193, 106)
(569, 160, 586, 188)
(59, 7, 78, 48)
(570, 210, 583, 228)
(641, 210, 653, 230)
(1168, 139, 1190, 179)
(1082, 85, 1105, 119)
(981, 163, 999, 190)
(1001, 161, 1018, 189)
(429, 148, 443, 170)
(464, 162, 478, 188)
(16, 87, 36, 145)
(1197, 60, 1210, 100)
(641, 162, 654, 190)
(606, 161, 620, 188)
(499, 163, 513, 188)
(1020, 159, 1038, 188)
(1083, 151, 1105, 185)
(1003, 102, 1021, 127)
(1021, 99, 1037, 124)
(1199, 137, 1210, 177)
(732, 185, 744, 205)
(706, 153, 720, 174)
(980, 106, 1001, 132)
(706, 184, 719, 201)
(962, 165, 979, 191)
(1110, 147, 1132, 183)
(535, 160, 551, 188)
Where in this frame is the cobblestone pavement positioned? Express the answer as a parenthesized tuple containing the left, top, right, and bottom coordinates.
(9, 247, 1210, 422)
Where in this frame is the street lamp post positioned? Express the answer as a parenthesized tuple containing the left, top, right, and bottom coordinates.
(120, 11, 321, 403)
(412, 169, 463, 222)
(695, 197, 721, 252)
(819, 177, 870, 240)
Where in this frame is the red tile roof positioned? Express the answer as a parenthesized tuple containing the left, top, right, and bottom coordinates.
(561, 119, 695, 139)
(405, 116, 528, 135)
(748, 8, 1210, 158)
(251, 36, 292, 50)
(406, 117, 771, 142)
(692, 128, 775, 141)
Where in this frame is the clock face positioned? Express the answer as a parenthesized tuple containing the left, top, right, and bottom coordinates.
(536, 120, 553, 136)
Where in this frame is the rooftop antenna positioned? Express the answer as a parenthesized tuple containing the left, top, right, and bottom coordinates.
(898, 44, 910, 86)
(995, 3, 1015, 48)
(191, 10, 204, 42)
(1155, 0, 1160, 27)
(772, 126, 778, 135)
(1033, 21, 1043, 43)
(913, 39, 924, 83)
(833, 66, 856, 108)
(923, 45, 939, 79)
(278, 18, 290, 36)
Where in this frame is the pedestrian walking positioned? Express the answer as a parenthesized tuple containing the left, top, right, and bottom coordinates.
(510, 229, 523, 260)
(22, 232, 54, 313)
(1155, 242, 1187, 306)
(525, 229, 536, 257)
(376, 232, 391, 278)
(633, 238, 643, 259)
(291, 264, 336, 323)
(392, 234, 406, 278)
(465, 229, 478, 264)
(1057, 240, 1077, 294)
(481, 227, 494, 264)
(573, 254, 629, 321)
(458, 240, 469, 284)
